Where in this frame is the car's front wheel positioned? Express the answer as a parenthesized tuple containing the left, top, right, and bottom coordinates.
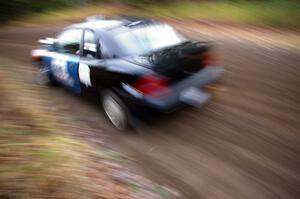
(35, 65, 54, 86)
(101, 90, 129, 131)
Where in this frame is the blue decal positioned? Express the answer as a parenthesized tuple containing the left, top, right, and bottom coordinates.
(45, 53, 81, 94)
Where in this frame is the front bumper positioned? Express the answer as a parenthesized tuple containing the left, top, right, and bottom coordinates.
(123, 66, 224, 113)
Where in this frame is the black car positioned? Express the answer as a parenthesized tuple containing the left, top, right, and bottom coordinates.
(31, 17, 224, 130)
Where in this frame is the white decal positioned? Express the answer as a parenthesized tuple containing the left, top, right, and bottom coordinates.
(79, 63, 91, 87)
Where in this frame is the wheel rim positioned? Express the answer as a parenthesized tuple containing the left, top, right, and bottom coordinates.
(103, 95, 126, 130)
(36, 67, 50, 85)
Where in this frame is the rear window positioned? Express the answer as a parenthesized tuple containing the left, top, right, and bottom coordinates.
(111, 23, 187, 56)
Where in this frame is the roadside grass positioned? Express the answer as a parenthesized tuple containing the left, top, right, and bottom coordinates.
(9, 1, 300, 28)
(0, 59, 176, 198)
(0, 59, 117, 198)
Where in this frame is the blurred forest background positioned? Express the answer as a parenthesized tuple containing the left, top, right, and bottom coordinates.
(0, 0, 299, 28)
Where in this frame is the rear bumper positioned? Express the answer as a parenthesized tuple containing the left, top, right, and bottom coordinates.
(123, 66, 224, 113)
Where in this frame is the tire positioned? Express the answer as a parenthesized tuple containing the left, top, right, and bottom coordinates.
(101, 90, 129, 131)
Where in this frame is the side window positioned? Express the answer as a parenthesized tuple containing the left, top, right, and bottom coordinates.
(57, 29, 82, 55)
(99, 39, 111, 59)
(83, 30, 96, 58)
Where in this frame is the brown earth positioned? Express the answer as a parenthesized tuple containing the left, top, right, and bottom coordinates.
(0, 22, 299, 199)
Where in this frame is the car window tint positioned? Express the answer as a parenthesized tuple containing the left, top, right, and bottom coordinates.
(57, 29, 82, 55)
(83, 30, 96, 58)
(112, 24, 186, 56)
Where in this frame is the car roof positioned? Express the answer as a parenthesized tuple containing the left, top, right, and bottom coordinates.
(67, 16, 161, 32)
(69, 19, 125, 31)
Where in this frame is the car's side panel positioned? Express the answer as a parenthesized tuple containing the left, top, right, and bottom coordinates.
(44, 53, 81, 93)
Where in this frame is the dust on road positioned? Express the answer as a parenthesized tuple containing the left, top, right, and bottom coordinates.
(0, 23, 299, 199)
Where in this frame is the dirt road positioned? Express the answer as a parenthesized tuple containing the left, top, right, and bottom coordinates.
(0, 23, 299, 199)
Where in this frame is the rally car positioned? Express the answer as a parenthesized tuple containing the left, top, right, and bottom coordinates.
(31, 16, 223, 130)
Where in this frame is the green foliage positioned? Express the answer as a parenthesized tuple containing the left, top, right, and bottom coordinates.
(0, 0, 299, 27)
(143, 0, 300, 28)
(0, 0, 87, 22)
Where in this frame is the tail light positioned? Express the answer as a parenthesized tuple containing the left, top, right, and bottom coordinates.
(202, 52, 218, 66)
(133, 75, 170, 98)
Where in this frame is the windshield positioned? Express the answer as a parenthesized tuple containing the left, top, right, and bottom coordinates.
(112, 24, 187, 56)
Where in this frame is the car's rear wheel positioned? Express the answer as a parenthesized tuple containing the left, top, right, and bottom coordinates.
(101, 90, 129, 131)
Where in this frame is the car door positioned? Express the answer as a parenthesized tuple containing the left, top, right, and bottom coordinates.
(50, 28, 83, 93)
(78, 29, 98, 90)
(79, 30, 127, 90)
